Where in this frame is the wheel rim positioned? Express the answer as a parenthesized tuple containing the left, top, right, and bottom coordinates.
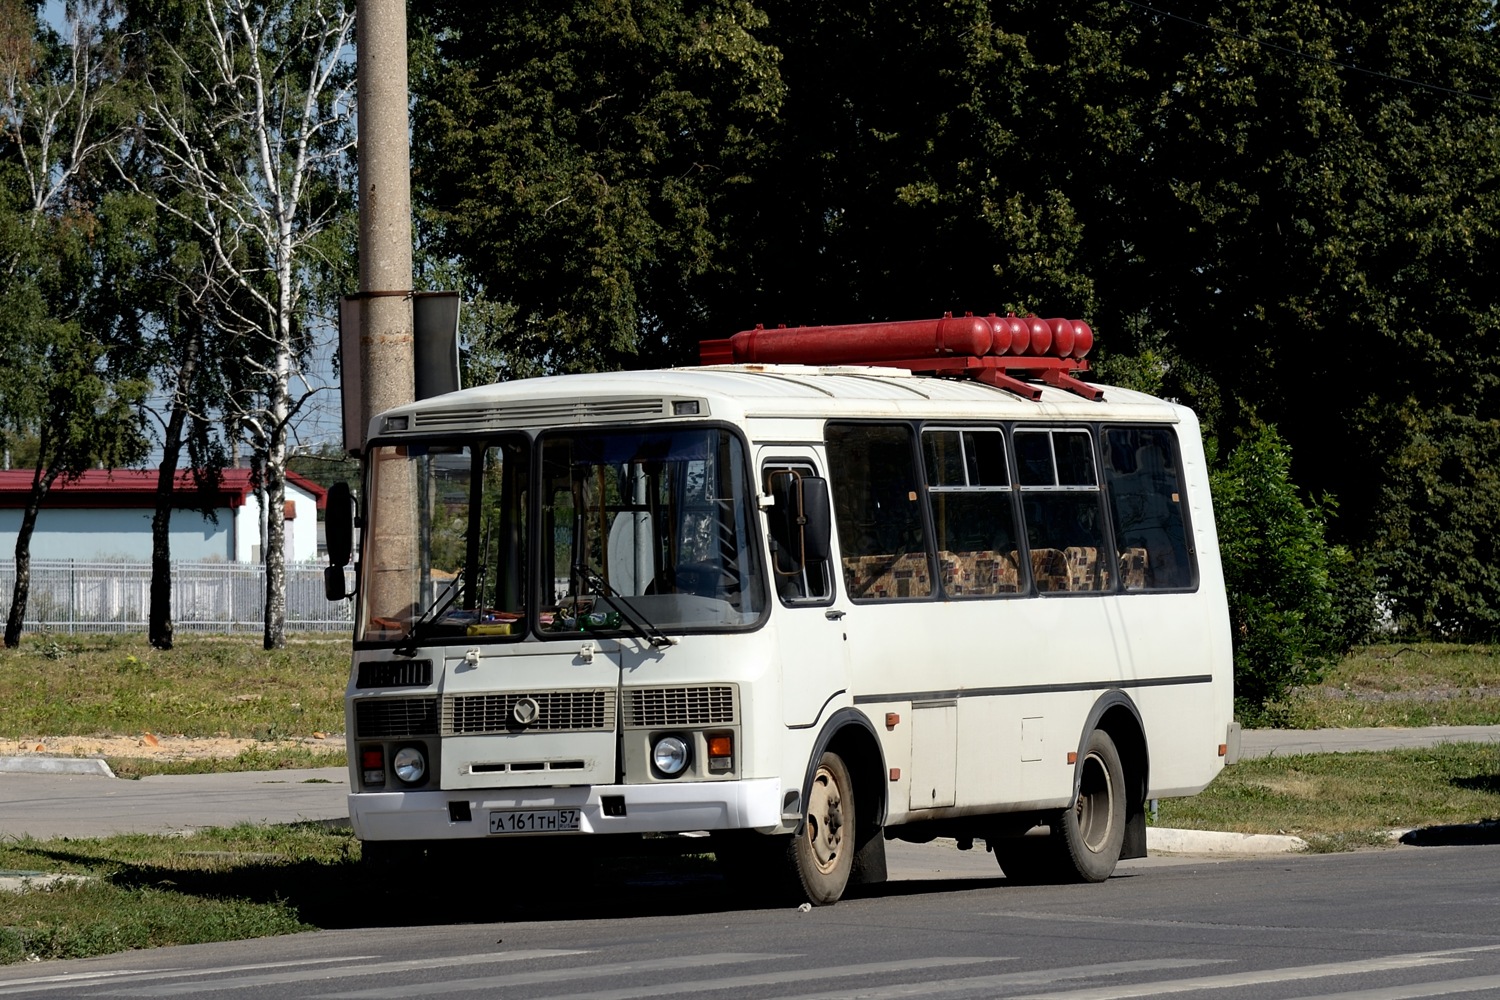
(804, 764, 846, 874)
(1074, 750, 1115, 854)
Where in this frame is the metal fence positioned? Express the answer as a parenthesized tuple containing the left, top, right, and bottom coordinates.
(0, 560, 354, 634)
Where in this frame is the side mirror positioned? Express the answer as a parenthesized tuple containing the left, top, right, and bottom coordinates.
(326, 481, 354, 567)
(800, 476, 832, 562)
(325, 481, 356, 602)
(324, 564, 348, 602)
(767, 471, 832, 572)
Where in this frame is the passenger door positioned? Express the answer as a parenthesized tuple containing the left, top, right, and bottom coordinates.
(759, 451, 851, 729)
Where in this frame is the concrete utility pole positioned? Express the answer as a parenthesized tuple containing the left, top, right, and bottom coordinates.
(355, 0, 415, 441)
(355, 0, 416, 621)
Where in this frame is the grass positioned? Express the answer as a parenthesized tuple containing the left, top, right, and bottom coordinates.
(1275, 643, 1500, 728)
(0, 824, 352, 964)
(1156, 742, 1500, 851)
(0, 631, 348, 741)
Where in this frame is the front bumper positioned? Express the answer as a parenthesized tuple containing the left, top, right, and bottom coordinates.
(350, 778, 784, 841)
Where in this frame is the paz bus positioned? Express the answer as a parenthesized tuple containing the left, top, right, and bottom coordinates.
(323, 312, 1236, 905)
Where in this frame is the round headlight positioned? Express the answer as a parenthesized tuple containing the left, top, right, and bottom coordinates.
(652, 735, 690, 776)
(392, 746, 426, 784)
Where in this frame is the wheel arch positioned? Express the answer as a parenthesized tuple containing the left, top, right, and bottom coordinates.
(799, 708, 888, 835)
(1076, 690, 1150, 860)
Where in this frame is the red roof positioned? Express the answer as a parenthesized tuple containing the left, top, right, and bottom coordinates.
(0, 468, 328, 511)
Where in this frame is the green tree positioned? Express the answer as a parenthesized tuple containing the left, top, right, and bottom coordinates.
(1211, 426, 1341, 722)
(0, 0, 150, 647)
(409, 1, 785, 375)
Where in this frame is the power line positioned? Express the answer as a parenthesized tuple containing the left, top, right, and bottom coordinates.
(1120, 0, 1500, 106)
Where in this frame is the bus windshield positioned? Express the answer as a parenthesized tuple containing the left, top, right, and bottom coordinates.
(359, 436, 531, 644)
(539, 427, 766, 636)
(357, 427, 766, 644)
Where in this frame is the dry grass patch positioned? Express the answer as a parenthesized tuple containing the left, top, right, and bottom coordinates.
(1280, 643, 1500, 728)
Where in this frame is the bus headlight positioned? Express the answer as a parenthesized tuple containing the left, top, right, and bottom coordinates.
(652, 736, 690, 777)
(392, 745, 427, 785)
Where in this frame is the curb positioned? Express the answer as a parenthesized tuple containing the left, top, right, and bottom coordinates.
(1149, 827, 1307, 855)
(0, 756, 115, 778)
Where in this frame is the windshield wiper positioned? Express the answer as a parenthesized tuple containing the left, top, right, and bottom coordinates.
(394, 569, 466, 657)
(571, 564, 676, 649)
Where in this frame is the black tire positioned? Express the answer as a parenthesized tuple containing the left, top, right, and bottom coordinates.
(790, 751, 855, 905)
(1057, 729, 1126, 882)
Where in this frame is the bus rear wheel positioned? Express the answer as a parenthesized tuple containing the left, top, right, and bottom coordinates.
(1057, 729, 1126, 882)
(994, 729, 1126, 884)
(790, 751, 855, 905)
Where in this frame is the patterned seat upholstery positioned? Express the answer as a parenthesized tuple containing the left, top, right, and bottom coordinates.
(1029, 547, 1069, 592)
(939, 550, 1021, 595)
(841, 552, 932, 599)
(1063, 546, 1110, 591)
(1118, 547, 1150, 590)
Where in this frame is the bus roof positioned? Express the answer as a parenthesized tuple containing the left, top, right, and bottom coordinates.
(370, 363, 1188, 439)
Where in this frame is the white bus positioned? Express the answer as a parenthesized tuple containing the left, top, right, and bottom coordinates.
(324, 314, 1235, 905)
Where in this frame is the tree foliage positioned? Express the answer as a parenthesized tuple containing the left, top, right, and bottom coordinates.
(0, 0, 149, 647)
(410, 1, 1500, 661)
(1211, 426, 1341, 723)
(409, 0, 785, 375)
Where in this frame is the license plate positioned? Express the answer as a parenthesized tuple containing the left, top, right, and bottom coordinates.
(488, 808, 582, 835)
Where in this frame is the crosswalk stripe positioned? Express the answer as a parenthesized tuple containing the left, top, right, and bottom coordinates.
(320, 956, 1001, 1000)
(1005, 945, 1500, 1000)
(0, 959, 376, 996)
(100, 950, 586, 996)
(1277, 973, 1500, 1000)
(767, 958, 1226, 1000)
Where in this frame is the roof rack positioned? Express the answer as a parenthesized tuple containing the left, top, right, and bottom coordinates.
(698, 313, 1101, 401)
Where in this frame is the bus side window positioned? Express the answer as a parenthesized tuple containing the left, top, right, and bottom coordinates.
(764, 464, 832, 603)
(1015, 428, 1110, 593)
(1102, 427, 1195, 590)
(922, 427, 1023, 597)
(826, 423, 934, 601)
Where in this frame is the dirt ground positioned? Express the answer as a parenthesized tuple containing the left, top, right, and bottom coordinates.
(9, 733, 340, 761)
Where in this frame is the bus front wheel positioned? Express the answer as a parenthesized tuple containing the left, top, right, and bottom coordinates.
(791, 751, 855, 905)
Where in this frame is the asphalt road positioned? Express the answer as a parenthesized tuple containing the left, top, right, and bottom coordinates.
(0, 840, 1496, 999)
(4, 725, 1499, 841)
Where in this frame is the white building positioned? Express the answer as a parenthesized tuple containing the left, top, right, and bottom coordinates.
(0, 468, 327, 563)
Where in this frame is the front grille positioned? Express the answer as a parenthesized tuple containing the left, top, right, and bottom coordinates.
(442, 690, 616, 734)
(355, 697, 439, 738)
(357, 660, 433, 689)
(626, 685, 737, 728)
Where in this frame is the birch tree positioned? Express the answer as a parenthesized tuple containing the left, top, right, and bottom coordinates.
(117, 0, 356, 649)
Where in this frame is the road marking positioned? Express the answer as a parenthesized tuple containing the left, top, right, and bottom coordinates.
(767, 958, 1225, 1000)
(319, 955, 1000, 1000)
(100, 950, 586, 996)
(1278, 973, 1500, 999)
(1005, 945, 1500, 1000)
(0, 958, 374, 996)
(980, 910, 1500, 943)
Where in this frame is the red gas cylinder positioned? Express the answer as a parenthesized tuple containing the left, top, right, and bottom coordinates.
(1023, 316, 1051, 356)
(1069, 320, 1093, 359)
(985, 314, 1012, 355)
(1046, 318, 1075, 358)
(714, 313, 992, 365)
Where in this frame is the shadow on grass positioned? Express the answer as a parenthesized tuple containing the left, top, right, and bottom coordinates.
(1451, 773, 1500, 795)
(1399, 819, 1500, 847)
